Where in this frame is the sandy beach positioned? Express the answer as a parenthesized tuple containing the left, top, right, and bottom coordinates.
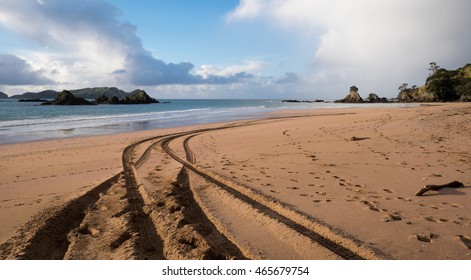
(0, 103, 470, 260)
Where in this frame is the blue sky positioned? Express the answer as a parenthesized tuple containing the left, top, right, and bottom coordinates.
(1, 0, 470, 99)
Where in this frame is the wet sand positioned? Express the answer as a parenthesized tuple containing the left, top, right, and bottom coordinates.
(0, 103, 470, 259)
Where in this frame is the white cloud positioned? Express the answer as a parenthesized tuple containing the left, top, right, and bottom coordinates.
(195, 60, 265, 78)
(228, 0, 471, 97)
(0, 53, 53, 85)
(0, 0, 259, 89)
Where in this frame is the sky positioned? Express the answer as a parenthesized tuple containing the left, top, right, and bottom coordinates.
(0, 0, 470, 99)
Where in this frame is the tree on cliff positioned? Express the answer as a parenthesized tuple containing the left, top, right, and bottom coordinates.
(428, 62, 441, 77)
(425, 68, 456, 101)
(398, 63, 471, 102)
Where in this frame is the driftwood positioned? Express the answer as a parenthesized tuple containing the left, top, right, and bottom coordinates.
(414, 181, 464, 196)
(349, 136, 370, 141)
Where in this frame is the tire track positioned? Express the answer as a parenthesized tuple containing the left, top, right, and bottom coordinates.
(160, 131, 380, 260)
(0, 174, 121, 259)
(0, 112, 366, 260)
(131, 135, 247, 259)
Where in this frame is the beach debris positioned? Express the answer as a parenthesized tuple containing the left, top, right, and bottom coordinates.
(414, 181, 464, 196)
(457, 235, 471, 250)
(416, 233, 434, 243)
(381, 213, 403, 222)
(348, 136, 370, 142)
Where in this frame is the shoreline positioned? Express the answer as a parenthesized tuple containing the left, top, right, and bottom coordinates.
(1, 103, 470, 259)
(0, 100, 417, 145)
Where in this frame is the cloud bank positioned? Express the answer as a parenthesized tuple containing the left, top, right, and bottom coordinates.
(0, 0, 253, 89)
(0, 53, 53, 85)
(228, 0, 471, 97)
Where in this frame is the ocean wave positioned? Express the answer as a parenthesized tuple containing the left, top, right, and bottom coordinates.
(0, 107, 211, 129)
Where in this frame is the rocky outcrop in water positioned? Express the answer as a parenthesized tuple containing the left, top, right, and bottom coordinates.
(282, 99, 325, 103)
(94, 90, 159, 104)
(41, 89, 159, 105)
(41, 90, 94, 105)
(18, 98, 49, 103)
(366, 93, 389, 103)
(335, 86, 364, 103)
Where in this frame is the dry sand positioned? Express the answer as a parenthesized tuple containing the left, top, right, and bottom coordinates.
(0, 103, 470, 259)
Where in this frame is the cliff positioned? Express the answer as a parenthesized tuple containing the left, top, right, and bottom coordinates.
(398, 63, 471, 102)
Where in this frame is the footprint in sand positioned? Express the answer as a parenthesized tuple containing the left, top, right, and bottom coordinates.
(424, 215, 449, 223)
(457, 235, 471, 250)
(415, 233, 434, 243)
(381, 213, 403, 222)
(361, 200, 381, 212)
(313, 199, 332, 203)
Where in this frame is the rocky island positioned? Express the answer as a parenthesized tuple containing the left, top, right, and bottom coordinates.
(18, 99, 50, 103)
(282, 99, 325, 103)
(94, 90, 159, 104)
(41, 89, 159, 105)
(335, 86, 389, 103)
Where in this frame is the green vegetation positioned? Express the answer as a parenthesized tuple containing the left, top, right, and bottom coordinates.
(350, 85, 359, 93)
(398, 63, 471, 102)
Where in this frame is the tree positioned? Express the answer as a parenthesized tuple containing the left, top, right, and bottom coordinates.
(428, 62, 441, 77)
(398, 83, 409, 92)
(426, 68, 456, 101)
(350, 85, 359, 92)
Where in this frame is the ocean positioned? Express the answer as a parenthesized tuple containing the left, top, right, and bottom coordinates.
(0, 99, 413, 144)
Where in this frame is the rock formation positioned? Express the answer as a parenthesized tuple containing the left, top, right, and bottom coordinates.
(366, 93, 388, 103)
(41, 90, 94, 105)
(18, 99, 49, 103)
(335, 86, 364, 103)
(94, 90, 159, 105)
(41, 90, 159, 106)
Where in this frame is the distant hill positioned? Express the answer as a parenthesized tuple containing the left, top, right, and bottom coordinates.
(70, 87, 129, 99)
(10, 87, 133, 99)
(0, 91, 8, 99)
(10, 90, 59, 99)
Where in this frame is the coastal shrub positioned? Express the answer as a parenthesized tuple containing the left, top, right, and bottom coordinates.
(455, 81, 471, 97)
(425, 69, 458, 101)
